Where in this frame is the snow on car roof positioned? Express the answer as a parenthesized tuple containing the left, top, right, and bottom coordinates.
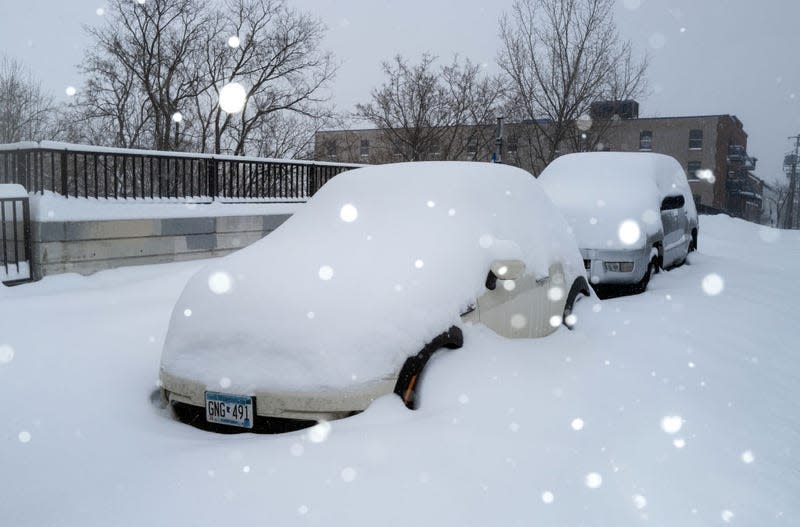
(538, 152, 693, 250)
(161, 162, 583, 392)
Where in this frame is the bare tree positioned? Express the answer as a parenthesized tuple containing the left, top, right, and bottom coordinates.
(191, 0, 336, 156)
(355, 54, 504, 162)
(73, 0, 334, 158)
(498, 0, 648, 173)
(0, 56, 58, 143)
(72, 0, 209, 150)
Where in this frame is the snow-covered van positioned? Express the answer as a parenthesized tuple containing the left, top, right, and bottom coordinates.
(539, 152, 698, 293)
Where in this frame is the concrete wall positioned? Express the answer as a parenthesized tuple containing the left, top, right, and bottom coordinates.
(31, 213, 291, 279)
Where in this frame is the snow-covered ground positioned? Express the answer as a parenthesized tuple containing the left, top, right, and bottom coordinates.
(0, 215, 798, 526)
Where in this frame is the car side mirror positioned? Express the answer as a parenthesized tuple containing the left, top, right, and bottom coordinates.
(486, 259, 526, 290)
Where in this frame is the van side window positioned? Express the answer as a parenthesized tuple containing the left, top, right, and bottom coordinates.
(661, 195, 685, 211)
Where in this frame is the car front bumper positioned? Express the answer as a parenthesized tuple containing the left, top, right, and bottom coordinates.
(160, 369, 396, 424)
(582, 247, 650, 285)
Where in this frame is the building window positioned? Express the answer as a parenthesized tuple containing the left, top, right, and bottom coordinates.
(639, 131, 653, 150)
(466, 137, 478, 156)
(687, 161, 701, 180)
(325, 140, 338, 161)
(359, 139, 369, 159)
(689, 129, 703, 150)
(507, 135, 518, 154)
(429, 141, 440, 159)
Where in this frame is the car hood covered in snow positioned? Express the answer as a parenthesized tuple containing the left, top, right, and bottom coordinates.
(160, 162, 583, 392)
(539, 152, 696, 251)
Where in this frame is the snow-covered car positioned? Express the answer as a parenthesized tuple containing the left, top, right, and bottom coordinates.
(159, 162, 590, 432)
(538, 152, 698, 293)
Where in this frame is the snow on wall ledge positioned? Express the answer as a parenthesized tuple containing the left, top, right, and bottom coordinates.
(29, 191, 303, 222)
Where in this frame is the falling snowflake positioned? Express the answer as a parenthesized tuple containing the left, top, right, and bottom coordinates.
(308, 421, 331, 443)
(0, 344, 14, 364)
(649, 33, 667, 49)
(479, 234, 494, 248)
(541, 491, 555, 504)
(585, 472, 603, 489)
(576, 114, 593, 131)
(219, 82, 247, 114)
(318, 266, 334, 281)
(208, 271, 232, 294)
(227, 36, 241, 48)
(339, 204, 358, 222)
(701, 274, 724, 296)
(65, 86, 77, 97)
(340, 467, 357, 482)
(661, 415, 683, 434)
(618, 220, 642, 245)
(741, 450, 755, 464)
(571, 418, 584, 431)
(547, 287, 564, 302)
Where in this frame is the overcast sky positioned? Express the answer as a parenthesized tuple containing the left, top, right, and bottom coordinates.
(1, 0, 798, 184)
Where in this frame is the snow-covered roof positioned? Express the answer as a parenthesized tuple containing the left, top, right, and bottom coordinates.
(160, 161, 583, 392)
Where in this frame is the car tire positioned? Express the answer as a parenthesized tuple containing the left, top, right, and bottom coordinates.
(689, 229, 698, 252)
(394, 326, 464, 409)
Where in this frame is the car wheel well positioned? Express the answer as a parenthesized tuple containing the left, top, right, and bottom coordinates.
(562, 276, 590, 329)
(652, 242, 664, 271)
(393, 326, 464, 409)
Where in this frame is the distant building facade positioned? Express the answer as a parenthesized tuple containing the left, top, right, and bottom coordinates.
(315, 104, 764, 221)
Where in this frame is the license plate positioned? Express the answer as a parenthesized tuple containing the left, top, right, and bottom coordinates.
(205, 391, 254, 429)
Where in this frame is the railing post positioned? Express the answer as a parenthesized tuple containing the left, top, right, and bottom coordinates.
(22, 197, 32, 274)
(308, 163, 317, 198)
(207, 158, 217, 200)
(60, 150, 68, 198)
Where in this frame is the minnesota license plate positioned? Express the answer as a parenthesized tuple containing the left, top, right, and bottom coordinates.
(205, 391, 254, 429)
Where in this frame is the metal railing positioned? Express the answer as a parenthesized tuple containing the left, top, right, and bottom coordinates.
(0, 142, 363, 202)
(0, 195, 32, 285)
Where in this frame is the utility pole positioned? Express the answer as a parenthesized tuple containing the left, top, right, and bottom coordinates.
(493, 116, 504, 163)
(784, 135, 800, 229)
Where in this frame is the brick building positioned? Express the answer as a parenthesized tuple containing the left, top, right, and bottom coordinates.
(315, 105, 763, 221)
